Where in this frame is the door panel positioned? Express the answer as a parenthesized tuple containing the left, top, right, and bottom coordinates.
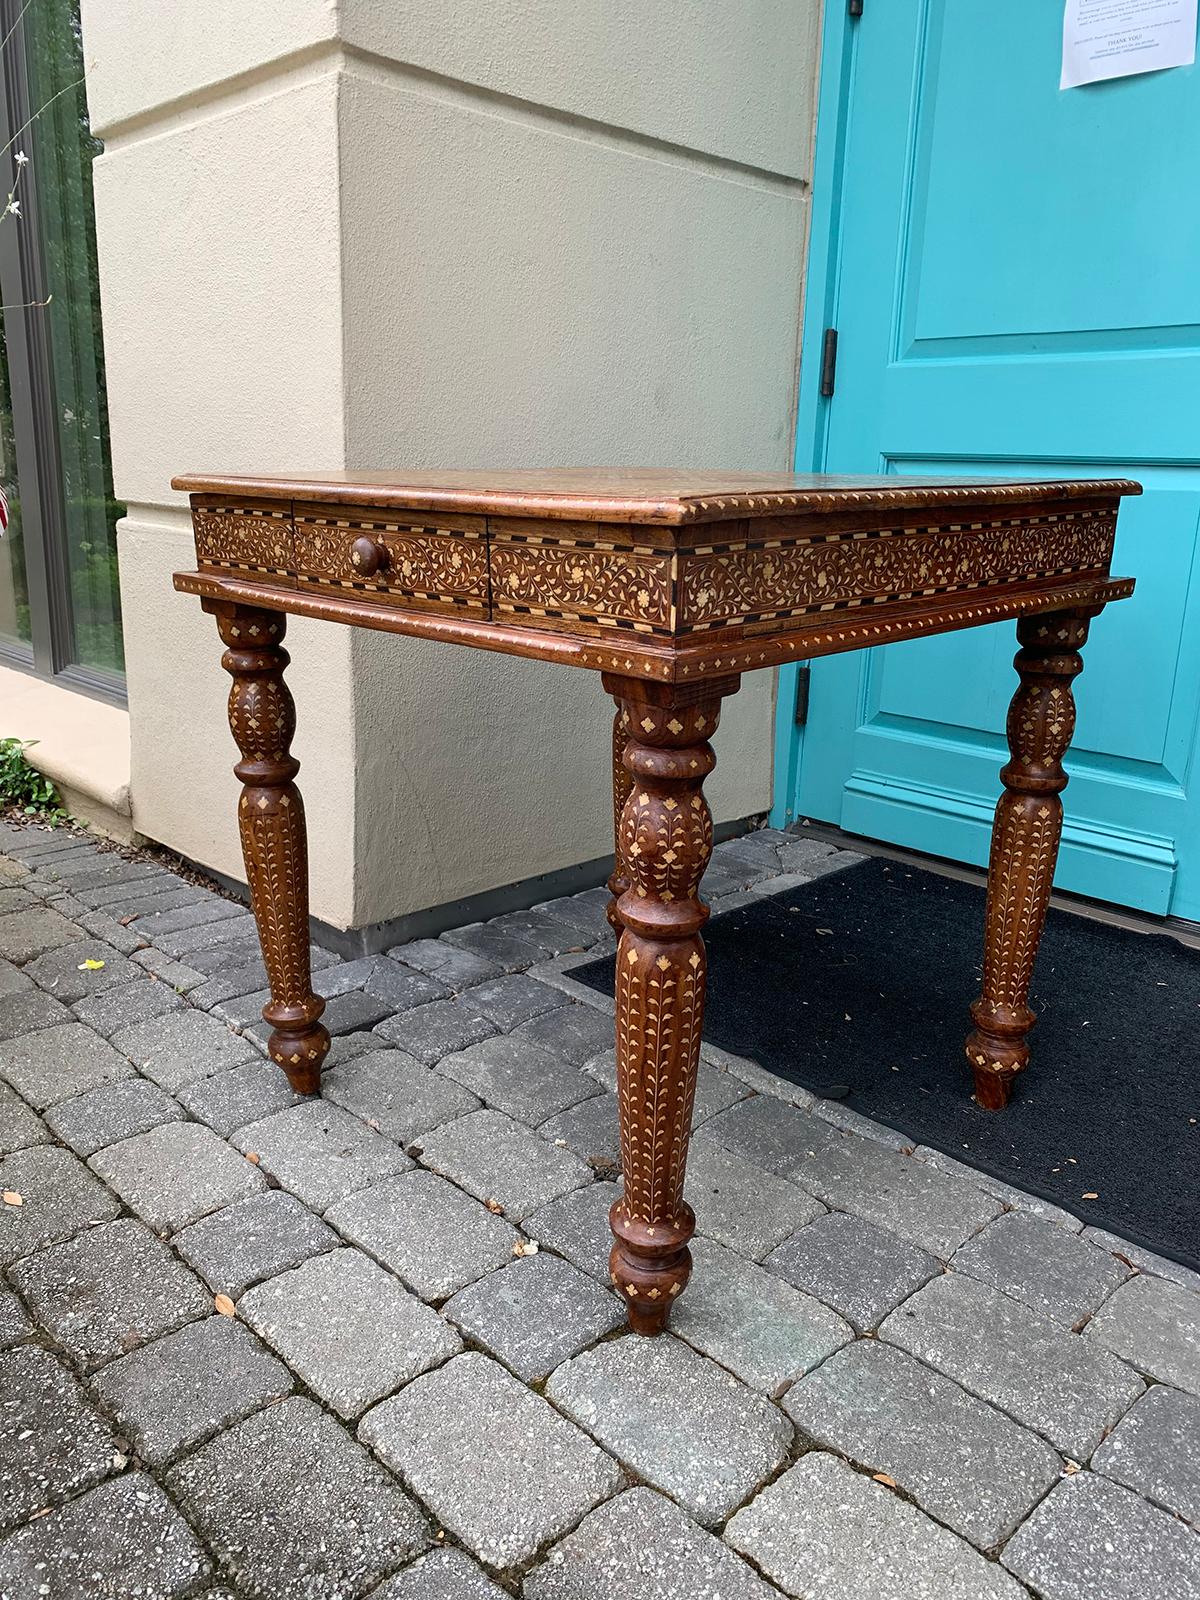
(777, 0, 1200, 921)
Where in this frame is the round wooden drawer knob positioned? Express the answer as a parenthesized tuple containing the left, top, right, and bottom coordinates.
(349, 535, 388, 577)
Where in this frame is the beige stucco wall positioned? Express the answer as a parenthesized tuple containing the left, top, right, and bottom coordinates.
(81, 2, 821, 932)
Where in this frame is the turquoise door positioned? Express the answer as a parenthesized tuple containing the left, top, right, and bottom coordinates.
(772, 1, 1200, 922)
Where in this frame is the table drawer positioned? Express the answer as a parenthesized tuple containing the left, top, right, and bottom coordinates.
(192, 497, 296, 582)
(293, 504, 490, 616)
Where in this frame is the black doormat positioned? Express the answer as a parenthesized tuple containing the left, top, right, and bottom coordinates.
(572, 856, 1200, 1272)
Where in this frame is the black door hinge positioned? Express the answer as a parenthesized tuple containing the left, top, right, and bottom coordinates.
(848, 0, 864, 17)
(819, 327, 839, 399)
(794, 663, 812, 727)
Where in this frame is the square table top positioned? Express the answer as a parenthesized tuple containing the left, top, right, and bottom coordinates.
(171, 468, 1142, 526)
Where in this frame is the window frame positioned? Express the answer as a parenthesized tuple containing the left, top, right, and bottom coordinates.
(0, 0, 124, 706)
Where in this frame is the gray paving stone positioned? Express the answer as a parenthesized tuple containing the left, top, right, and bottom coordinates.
(97, 882, 212, 919)
(362, 957, 450, 1010)
(880, 1272, 1145, 1458)
(152, 912, 258, 959)
(360, 1351, 621, 1570)
(1, 1022, 135, 1108)
(131, 948, 206, 991)
(166, 935, 266, 977)
(1085, 1274, 1200, 1394)
(764, 1210, 940, 1332)
(1002, 1470, 1200, 1600)
(417, 1109, 591, 1220)
(673, 1236, 851, 1394)
(177, 1058, 305, 1136)
(72, 976, 185, 1038)
(23, 939, 140, 1003)
(326, 1169, 517, 1301)
(916, 1145, 1084, 1230)
(0, 886, 36, 915)
(546, 1333, 792, 1526)
(10, 1218, 210, 1370)
(525, 1486, 777, 1600)
(134, 898, 247, 940)
(374, 993, 498, 1064)
(0, 1082, 48, 1154)
(389, 937, 501, 988)
(440, 920, 546, 971)
(0, 959, 30, 998)
(533, 888, 612, 940)
(1082, 1227, 1200, 1294)
(113, 1008, 256, 1091)
(170, 1395, 429, 1600)
(43, 856, 158, 892)
(703, 1092, 838, 1178)
(511, 1002, 614, 1066)
(174, 1189, 338, 1296)
(1093, 1384, 1200, 1525)
(76, 911, 150, 956)
(234, 1100, 412, 1209)
(240, 1247, 460, 1417)
(90, 1121, 266, 1232)
(437, 1035, 597, 1124)
(685, 1135, 825, 1260)
(189, 953, 317, 1010)
(0, 1471, 212, 1599)
(538, 1092, 621, 1173)
(0, 1288, 30, 1347)
(323, 1047, 480, 1143)
(0, 985, 73, 1040)
(459, 972, 568, 1029)
(796, 1136, 1002, 1259)
(375, 1549, 508, 1600)
(525, 1180, 620, 1285)
(0, 907, 84, 962)
(94, 1313, 291, 1467)
(788, 1338, 1062, 1549)
(0, 1346, 117, 1532)
(443, 1253, 622, 1381)
(45, 1077, 184, 1157)
(954, 1211, 1132, 1327)
(84, 870, 195, 906)
(485, 908, 583, 958)
(726, 1451, 1026, 1600)
(0, 1144, 121, 1265)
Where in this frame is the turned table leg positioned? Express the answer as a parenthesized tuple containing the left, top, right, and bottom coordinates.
(602, 671, 738, 1334)
(967, 610, 1092, 1109)
(210, 601, 330, 1094)
(605, 700, 633, 932)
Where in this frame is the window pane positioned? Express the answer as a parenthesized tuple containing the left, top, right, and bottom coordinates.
(0, 305, 30, 651)
(26, 0, 123, 675)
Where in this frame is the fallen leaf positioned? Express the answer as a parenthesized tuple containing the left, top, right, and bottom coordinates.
(77, 958, 105, 971)
(512, 1239, 539, 1257)
(244, 1152, 260, 1165)
(485, 1198, 504, 1214)
(2, 1191, 22, 1207)
(872, 1473, 898, 1488)
(1082, 1192, 1099, 1200)
(213, 1294, 236, 1318)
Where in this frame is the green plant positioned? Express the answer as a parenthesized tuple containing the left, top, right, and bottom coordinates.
(0, 737, 67, 820)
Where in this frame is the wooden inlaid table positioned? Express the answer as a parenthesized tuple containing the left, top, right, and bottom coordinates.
(173, 469, 1137, 1335)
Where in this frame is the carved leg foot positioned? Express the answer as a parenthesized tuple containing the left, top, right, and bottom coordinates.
(211, 601, 330, 1094)
(602, 672, 738, 1333)
(967, 611, 1091, 1109)
(605, 700, 633, 932)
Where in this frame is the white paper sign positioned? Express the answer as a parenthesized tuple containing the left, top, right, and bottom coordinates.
(1061, 0, 1197, 87)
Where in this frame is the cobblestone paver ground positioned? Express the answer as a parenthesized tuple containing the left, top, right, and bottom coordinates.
(1, 818, 1198, 1598)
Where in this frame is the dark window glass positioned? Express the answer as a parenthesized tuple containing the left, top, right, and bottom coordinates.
(0, 0, 124, 691)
